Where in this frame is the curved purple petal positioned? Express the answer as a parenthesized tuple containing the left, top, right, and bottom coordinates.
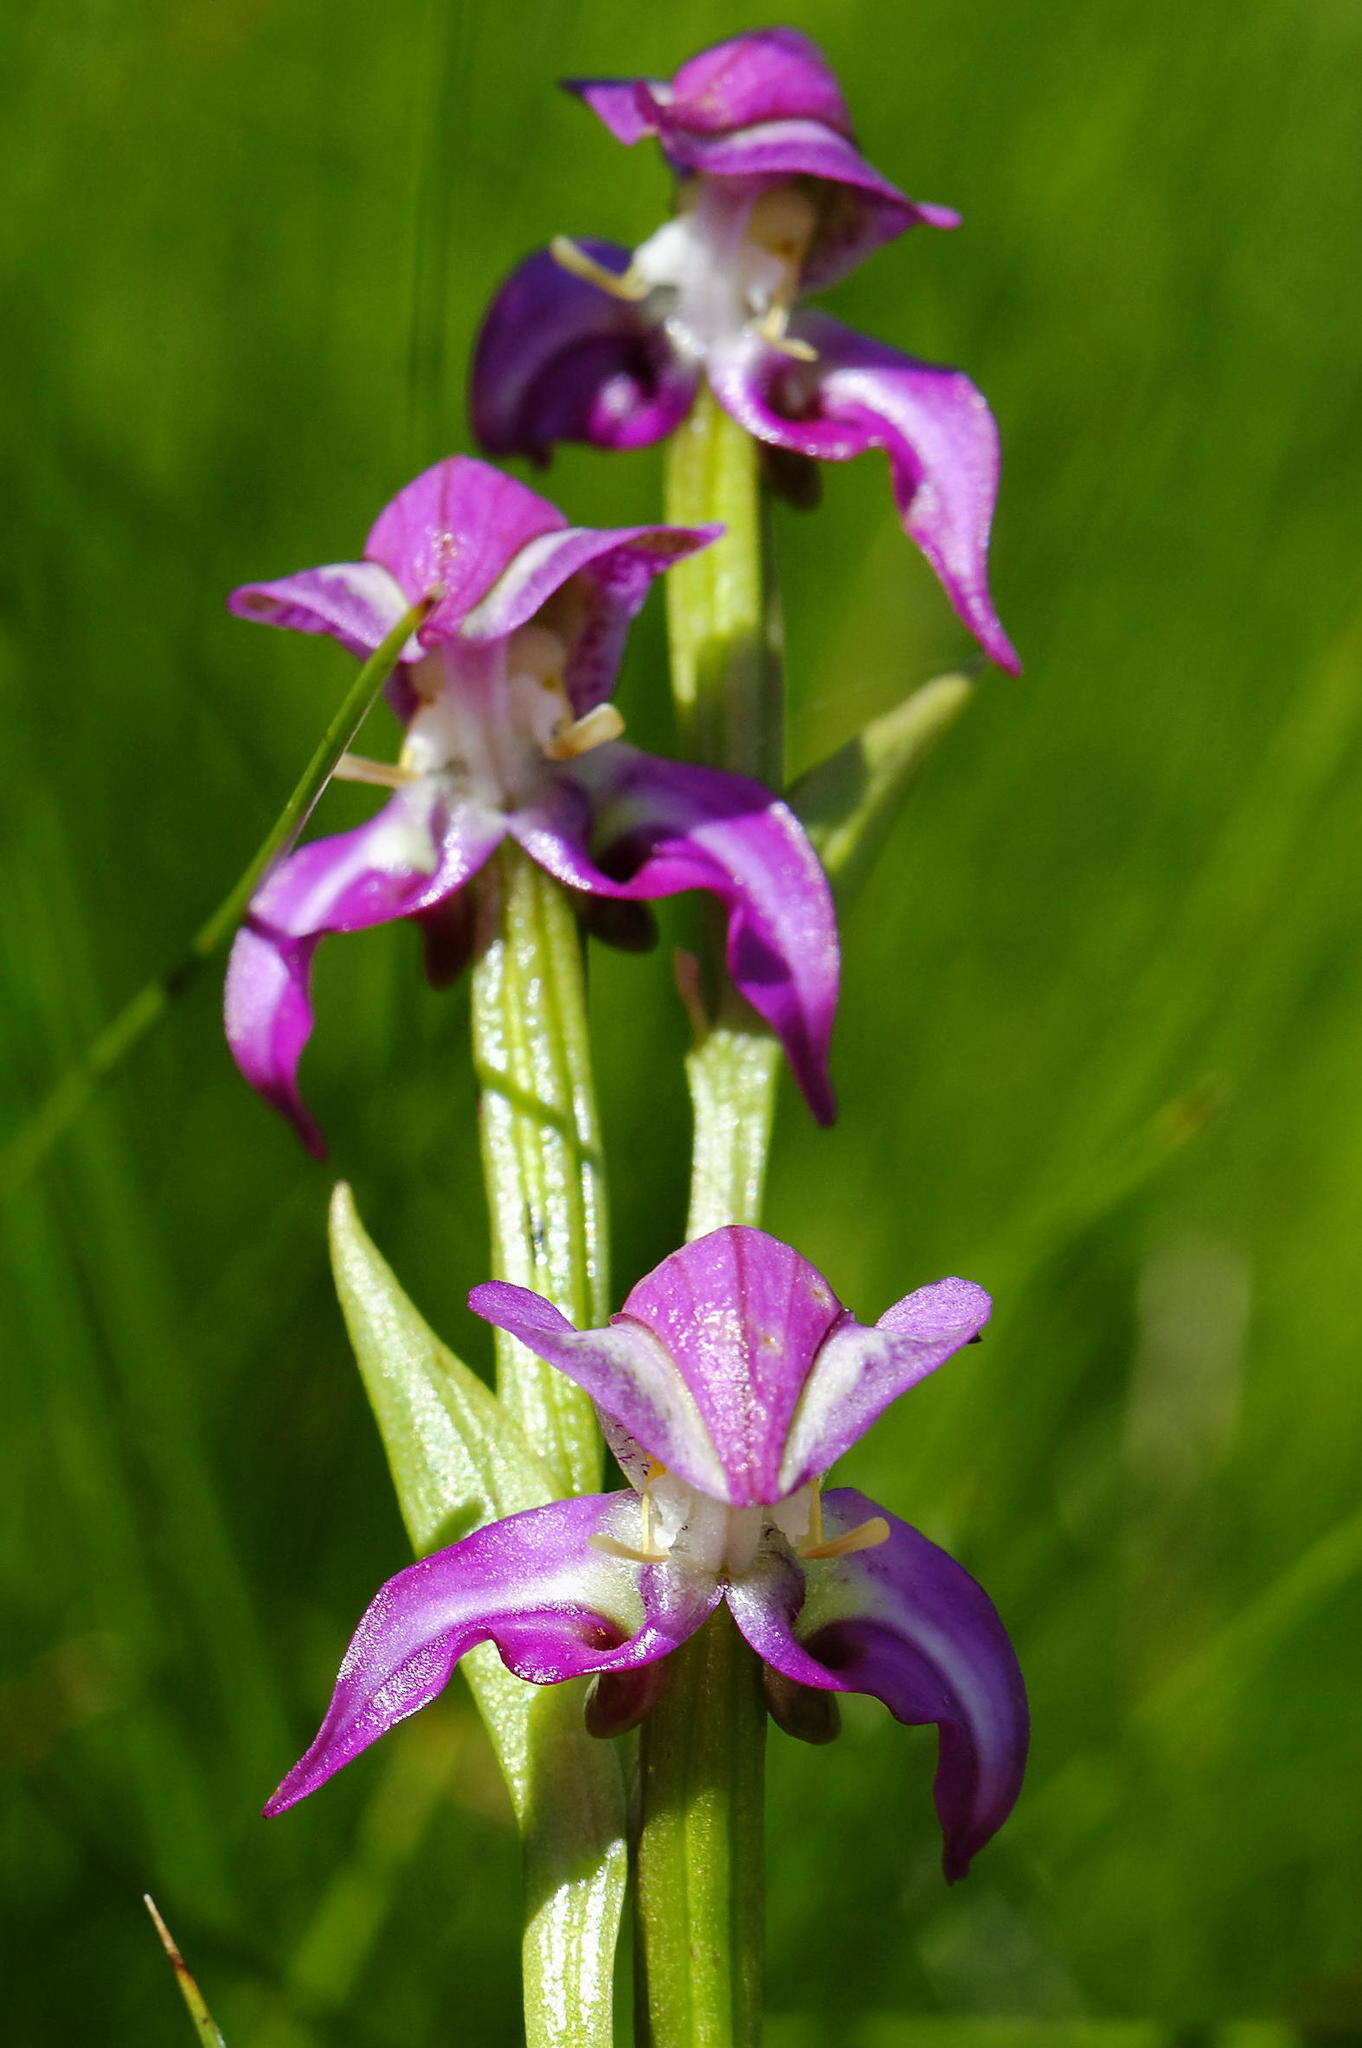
(228, 562, 415, 662)
(364, 456, 567, 647)
(711, 314, 1019, 673)
(567, 32, 854, 145)
(562, 77, 659, 145)
(225, 784, 504, 1152)
(777, 1277, 992, 1494)
(567, 746, 840, 1124)
(728, 1489, 1028, 1879)
(619, 1228, 847, 1504)
(463, 519, 720, 717)
(471, 243, 699, 464)
(468, 1281, 730, 1498)
(265, 1492, 720, 1814)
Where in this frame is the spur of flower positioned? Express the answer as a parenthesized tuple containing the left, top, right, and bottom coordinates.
(265, 1226, 1027, 1880)
(225, 456, 840, 1151)
(472, 26, 1018, 674)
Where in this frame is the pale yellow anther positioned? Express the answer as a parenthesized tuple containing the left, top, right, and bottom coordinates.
(590, 1457, 672, 1567)
(542, 702, 625, 761)
(550, 236, 650, 302)
(589, 1533, 672, 1566)
(755, 309, 819, 363)
(797, 1515, 891, 1563)
(333, 751, 418, 790)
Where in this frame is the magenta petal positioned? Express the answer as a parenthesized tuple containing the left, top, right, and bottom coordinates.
(364, 456, 567, 646)
(265, 1493, 719, 1814)
(712, 315, 1019, 673)
(471, 243, 699, 464)
(225, 785, 504, 1150)
(572, 747, 840, 1124)
(777, 1277, 992, 1494)
(562, 77, 659, 145)
(728, 1489, 1028, 1879)
(467, 1281, 730, 1498)
(618, 1228, 847, 1504)
(228, 562, 414, 662)
(463, 519, 720, 717)
(663, 29, 854, 137)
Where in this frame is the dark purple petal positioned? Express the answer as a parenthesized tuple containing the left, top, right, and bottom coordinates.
(265, 1492, 720, 1814)
(711, 314, 1019, 673)
(777, 1277, 992, 1494)
(728, 1489, 1028, 1879)
(227, 562, 414, 662)
(463, 518, 720, 717)
(364, 456, 567, 647)
(471, 244, 699, 464)
(576, 746, 838, 1123)
(224, 785, 504, 1152)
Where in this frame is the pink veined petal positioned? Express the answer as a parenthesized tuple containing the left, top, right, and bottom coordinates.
(363, 455, 567, 647)
(467, 1282, 731, 1499)
(728, 1489, 1028, 1880)
(225, 784, 504, 1153)
(462, 520, 720, 717)
(265, 1492, 721, 1815)
(227, 561, 415, 662)
(777, 1277, 993, 1494)
(711, 314, 1020, 674)
(471, 243, 700, 464)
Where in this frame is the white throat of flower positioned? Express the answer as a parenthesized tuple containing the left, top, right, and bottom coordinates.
(333, 617, 622, 812)
(552, 178, 819, 364)
(592, 1463, 889, 1584)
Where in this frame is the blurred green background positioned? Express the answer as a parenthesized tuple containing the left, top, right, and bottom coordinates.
(4, 0, 1361, 2040)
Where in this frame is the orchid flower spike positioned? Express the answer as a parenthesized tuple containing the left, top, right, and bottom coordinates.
(265, 1227, 1027, 1881)
(225, 457, 839, 1151)
(472, 27, 1019, 674)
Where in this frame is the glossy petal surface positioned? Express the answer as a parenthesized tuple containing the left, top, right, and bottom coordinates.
(568, 746, 840, 1123)
(224, 785, 503, 1152)
(778, 1277, 992, 1494)
(712, 313, 1019, 672)
(463, 518, 719, 715)
(365, 456, 567, 647)
(729, 1489, 1028, 1878)
(471, 242, 699, 462)
(227, 562, 414, 662)
(266, 1492, 720, 1813)
(467, 1282, 729, 1498)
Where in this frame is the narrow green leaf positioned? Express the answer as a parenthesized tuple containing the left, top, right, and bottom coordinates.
(144, 1896, 228, 2048)
(328, 1183, 627, 2048)
(788, 672, 975, 901)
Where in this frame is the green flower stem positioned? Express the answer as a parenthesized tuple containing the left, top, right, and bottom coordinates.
(633, 395, 782, 2048)
(0, 598, 431, 1201)
(664, 382, 782, 788)
(633, 1604, 767, 2048)
(471, 841, 608, 1499)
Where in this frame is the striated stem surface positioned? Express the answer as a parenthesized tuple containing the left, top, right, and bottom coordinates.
(471, 840, 607, 1499)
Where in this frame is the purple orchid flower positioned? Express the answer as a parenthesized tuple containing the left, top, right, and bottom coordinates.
(471, 27, 1019, 674)
(265, 1226, 1027, 1880)
(224, 457, 840, 1151)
